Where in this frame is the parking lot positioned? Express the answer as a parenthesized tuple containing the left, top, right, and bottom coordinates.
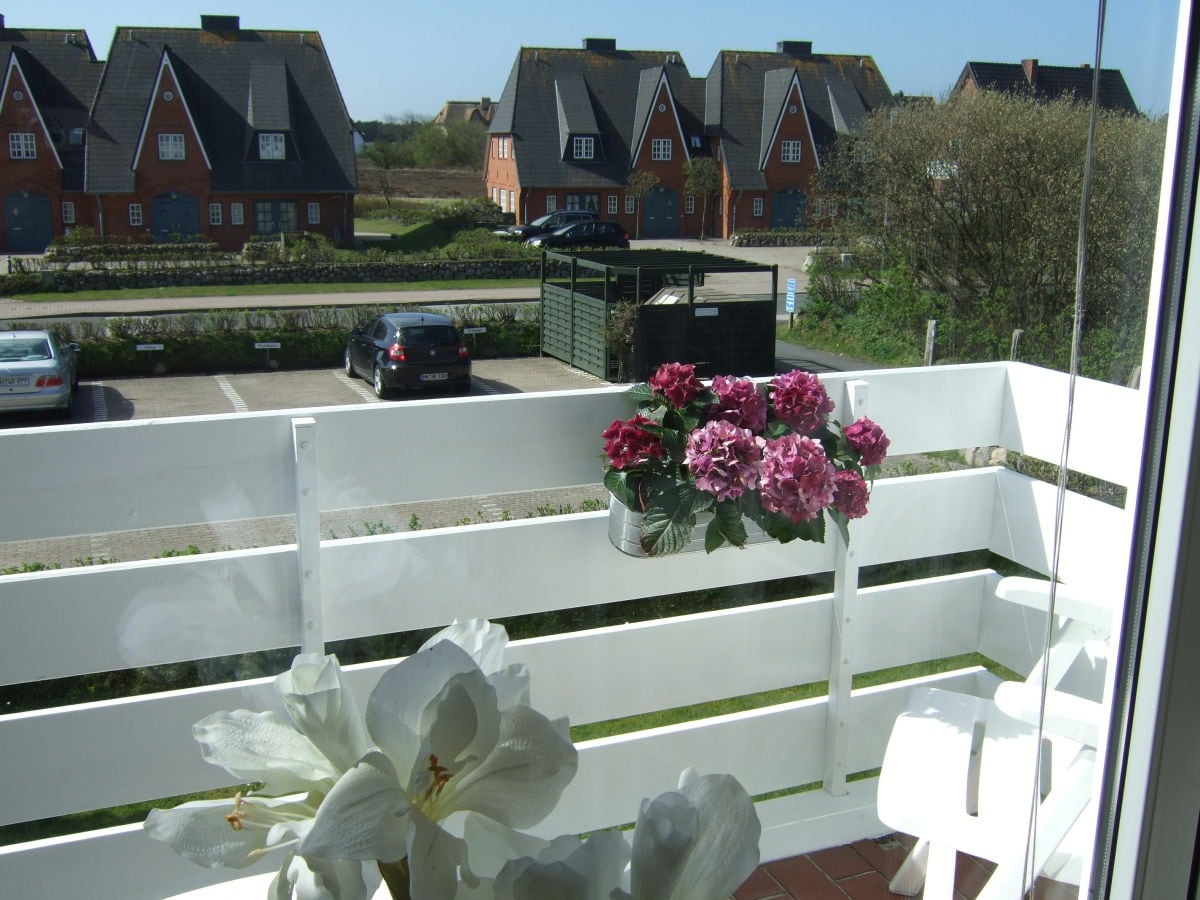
(0, 356, 609, 428)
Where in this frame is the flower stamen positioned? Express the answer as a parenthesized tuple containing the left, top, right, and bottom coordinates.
(225, 792, 248, 831)
(423, 754, 453, 803)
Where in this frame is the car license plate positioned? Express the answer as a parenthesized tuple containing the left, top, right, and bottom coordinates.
(420, 372, 449, 382)
(0, 376, 30, 387)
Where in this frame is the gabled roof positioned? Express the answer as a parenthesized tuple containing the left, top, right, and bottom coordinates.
(0, 23, 102, 191)
(631, 66, 692, 166)
(86, 20, 356, 194)
(707, 44, 894, 191)
(490, 42, 706, 188)
(554, 73, 599, 158)
(956, 60, 1139, 114)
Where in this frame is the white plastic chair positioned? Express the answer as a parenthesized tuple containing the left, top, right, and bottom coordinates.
(876, 576, 1112, 899)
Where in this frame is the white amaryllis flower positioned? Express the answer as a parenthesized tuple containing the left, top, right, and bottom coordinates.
(622, 768, 761, 900)
(299, 635, 578, 900)
(144, 652, 373, 894)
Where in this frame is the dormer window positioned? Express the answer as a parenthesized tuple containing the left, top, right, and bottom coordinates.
(258, 132, 286, 160)
(573, 136, 595, 160)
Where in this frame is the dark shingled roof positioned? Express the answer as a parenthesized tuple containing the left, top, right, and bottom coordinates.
(707, 48, 894, 191)
(490, 45, 705, 188)
(0, 25, 102, 191)
(958, 61, 1139, 114)
(86, 24, 356, 194)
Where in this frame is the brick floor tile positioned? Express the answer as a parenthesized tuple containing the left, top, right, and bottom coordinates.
(851, 835, 913, 882)
(954, 853, 994, 898)
(1030, 878, 1080, 899)
(764, 855, 847, 898)
(810, 843, 875, 880)
(734, 866, 787, 899)
(838, 871, 907, 900)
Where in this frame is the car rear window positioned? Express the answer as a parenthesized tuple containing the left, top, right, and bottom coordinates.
(399, 325, 459, 344)
(0, 340, 51, 361)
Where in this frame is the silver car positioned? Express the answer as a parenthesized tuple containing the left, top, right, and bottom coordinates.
(0, 330, 79, 415)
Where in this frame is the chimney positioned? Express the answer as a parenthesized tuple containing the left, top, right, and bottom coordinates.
(582, 38, 616, 53)
(0, 15, 6, 32)
(201, 15, 241, 32)
(777, 41, 813, 58)
(1022, 58, 1038, 85)
(481, 97, 491, 110)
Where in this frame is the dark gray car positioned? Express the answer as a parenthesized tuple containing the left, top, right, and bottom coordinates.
(344, 312, 471, 398)
(497, 209, 599, 240)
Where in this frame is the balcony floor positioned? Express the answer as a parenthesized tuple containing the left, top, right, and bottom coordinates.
(735, 834, 1080, 899)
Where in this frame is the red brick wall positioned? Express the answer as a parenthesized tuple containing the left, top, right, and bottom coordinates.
(760, 80, 820, 225)
(0, 64, 70, 249)
(484, 134, 520, 219)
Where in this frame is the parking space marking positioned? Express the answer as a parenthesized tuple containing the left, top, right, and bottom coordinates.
(334, 372, 379, 403)
(214, 375, 249, 413)
(89, 383, 108, 421)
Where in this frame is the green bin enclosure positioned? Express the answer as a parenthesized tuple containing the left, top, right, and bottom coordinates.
(538, 249, 777, 382)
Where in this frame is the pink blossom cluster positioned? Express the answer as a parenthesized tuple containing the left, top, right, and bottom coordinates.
(844, 417, 891, 467)
(833, 469, 871, 519)
(649, 362, 704, 408)
(770, 370, 835, 434)
(684, 420, 765, 501)
(709, 375, 768, 432)
(759, 434, 837, 523)
(602, 414, 664, 470)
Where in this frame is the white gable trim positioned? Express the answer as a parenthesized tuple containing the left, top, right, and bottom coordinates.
(632, 71, 692, 167)
(762, 72, 821, 172)
(0, 53, 64, 170)
(131, 51, 212, 172)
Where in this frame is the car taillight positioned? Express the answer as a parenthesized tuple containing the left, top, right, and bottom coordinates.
(458, 343, 469, 359)
(36, 375, 64, 388)
(388, 343, 406, 362)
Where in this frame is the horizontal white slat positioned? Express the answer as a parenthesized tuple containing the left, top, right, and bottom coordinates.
(2, 470, 1008, 686)
(1, 581, 994, 827)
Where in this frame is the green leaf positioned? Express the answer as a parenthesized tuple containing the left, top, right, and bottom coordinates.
(603, 468, 638, 509)
(757, 508, 827, 544)
(626, 383, 654, 405)
(705, 500, 748, 552)
(640, 483, 703, 556)
(827, 507, 851, 546)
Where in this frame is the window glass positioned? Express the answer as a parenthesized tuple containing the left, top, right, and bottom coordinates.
(574, 136, 595, 159)
(607, 195, 618, 215)
(158, 133, 185, 160)
(258, 133, 286, 160)
(781, 139, 802, 163)
(307, 202, 321, 225)
(208, 203, 222, 226)
(254, 200, 298, 233)
(546, 195, 557, 213)
(625, 195, 636, 214)
(651, 137, 671, 161)
(752, 196, 764, 216)
(61, 201, 75, 225)
(128, 203, 143, 226)
(230, 202, 244, 226)
(685, 195, 695, 215)
(8, 132, 36, 159)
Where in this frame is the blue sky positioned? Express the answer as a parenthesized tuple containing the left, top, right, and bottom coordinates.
(3, 0, 1182, 120)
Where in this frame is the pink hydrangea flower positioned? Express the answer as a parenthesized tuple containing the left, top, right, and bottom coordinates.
(833, 469, 871, 519)
(684, 420, 764, 501)
(602, 414, 664, 470)
(709, 375, 768, 433)
(649, 362, 703, 408)
(770, 371, 835, 434)
(844, 417, 891, 466)
(760, 434, 836, 522)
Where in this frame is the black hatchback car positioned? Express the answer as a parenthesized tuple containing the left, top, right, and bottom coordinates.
(498, 209, 598, 241)
(526, 220, 630, 250)
(344, 312, 471, 398)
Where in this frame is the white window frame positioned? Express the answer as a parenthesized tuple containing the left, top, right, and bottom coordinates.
(158, 133, 186, 160)
(208, 203, 222, 226)
(61, 201, 75, 225)
(230, 202, 244, 226)
(625, 195, 636, 215)
(491, 187, 498, 205)
(500, 191, 508, 213)
(128, 203, 143, 227)
(752, 197, 764, 217)
(259, 132, 286, 160)
(685, 195, 695, 215)
(651, 138, 671, 161)
(307, 202, 321, 225)
(8, 132, 36, 159)
(781, 140, 802, 163)
(573, 136, 594, 160)
(546, 195, 557, 213)
(607, 195, 618, 215)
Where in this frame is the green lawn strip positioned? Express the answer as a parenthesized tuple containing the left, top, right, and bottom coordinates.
(7, 277, 540, 303)
(569, 652, 1012, 743)
(353, 218, 425, 236)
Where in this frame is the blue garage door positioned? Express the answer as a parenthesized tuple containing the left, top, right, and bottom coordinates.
(772, 189, 807, 230)
(4, 191, 53, 252)
(152, 192, 200, 242)
(643, 186, 679, 238)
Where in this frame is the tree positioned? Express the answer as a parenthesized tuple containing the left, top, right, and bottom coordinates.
(625, 171, 661, 239)
(359, 140, 410, 209)
(814, 92, 1165, 382)
(683, 158, 721, 238)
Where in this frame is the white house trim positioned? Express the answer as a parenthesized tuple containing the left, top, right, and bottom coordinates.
(761, 71, 821, 172)
(0, 52, 64, 170)
(131, 51, 212, 172)
(631, 70, 692, 168)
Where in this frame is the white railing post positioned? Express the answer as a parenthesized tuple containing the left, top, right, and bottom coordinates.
(292, 416, 324, 654)
(823, 379, 868, 796)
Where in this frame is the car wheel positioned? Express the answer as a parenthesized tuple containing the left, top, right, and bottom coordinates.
(372, 365, 391, 399)
(344, 347, 355, 378)
(453, 378, 472, 395)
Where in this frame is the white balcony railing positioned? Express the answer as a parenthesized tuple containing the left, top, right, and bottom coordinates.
(0, 362, 1138, 897)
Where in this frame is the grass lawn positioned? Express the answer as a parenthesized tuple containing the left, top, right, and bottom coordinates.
(4, 278, 541, 303)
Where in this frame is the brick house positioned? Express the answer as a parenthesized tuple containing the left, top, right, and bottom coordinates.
(86, 15, 356, 251)
(0, 14, 356, 253)
(0, 17, 103, 252)
(953, 59, 1139, 114)
(485, 39, 894, 240)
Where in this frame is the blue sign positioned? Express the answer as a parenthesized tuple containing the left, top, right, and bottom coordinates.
(786, 278, 796, 313)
